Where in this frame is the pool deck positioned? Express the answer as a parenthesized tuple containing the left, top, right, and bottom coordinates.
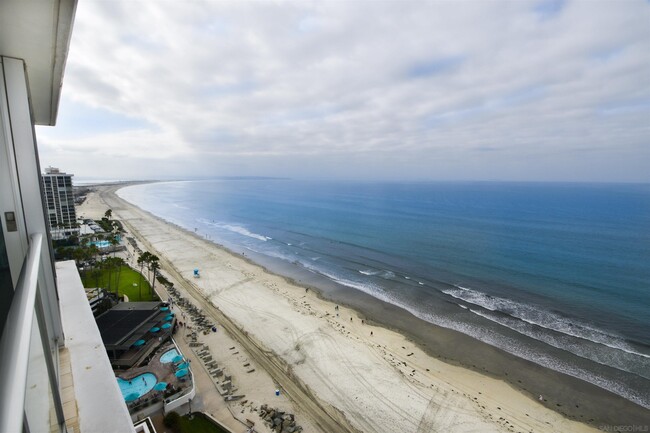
(116, 342, 193, 408)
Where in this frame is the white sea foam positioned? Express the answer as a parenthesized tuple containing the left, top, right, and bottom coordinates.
(358, 269, 396, 279)
(443, 285, 650, 360)
(198, 218, 271, 242)
(359, 269, 380, 276)
(467, 308, 650, 378)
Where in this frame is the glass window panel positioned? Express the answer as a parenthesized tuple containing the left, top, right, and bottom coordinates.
(24, 314, 60, 433)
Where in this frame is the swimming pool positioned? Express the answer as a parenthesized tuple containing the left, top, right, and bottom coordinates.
(117, 373, 157, 400)
(160, 348, 180, 363)
(88, 235, 121, 248)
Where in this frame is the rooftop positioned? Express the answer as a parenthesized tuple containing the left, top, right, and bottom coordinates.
(96, 302, 163, 346)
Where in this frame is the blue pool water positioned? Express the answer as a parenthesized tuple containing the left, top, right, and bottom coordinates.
(88, 235, 121, 248)
(160, 348, 180, 363)
(117, 373, 157, 400)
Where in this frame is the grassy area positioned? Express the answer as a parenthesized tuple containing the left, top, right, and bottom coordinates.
(177, 413, 230, 433)
(81, 265, 156, 301)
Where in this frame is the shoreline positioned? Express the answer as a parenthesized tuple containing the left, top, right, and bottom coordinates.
(89, 183, 647, 431)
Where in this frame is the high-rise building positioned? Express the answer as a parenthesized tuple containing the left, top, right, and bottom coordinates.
(42, 167, 77, 236)
(1, 1, 137, 432)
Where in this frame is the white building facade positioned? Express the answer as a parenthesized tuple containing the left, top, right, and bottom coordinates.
(42, 167, 78, 237)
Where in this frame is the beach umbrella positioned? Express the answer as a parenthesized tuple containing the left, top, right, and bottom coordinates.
(164, 314, 174, 321)
(150, 327, 160, 333)
(175, 369, 189, 378)
(161, 323, 171, 329)
(153, 382, 167, 391)
(132, 339, 145, 347)
(160, 307, 169, 311)
(176, 362, 189, 370)
(124, 393, 140, 402)
(171, 355, 183, 363)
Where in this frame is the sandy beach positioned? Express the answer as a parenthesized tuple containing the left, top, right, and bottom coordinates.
(77, 184, 646, 433)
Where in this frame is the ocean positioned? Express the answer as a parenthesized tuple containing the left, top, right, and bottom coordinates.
(118, 180, 650, 407)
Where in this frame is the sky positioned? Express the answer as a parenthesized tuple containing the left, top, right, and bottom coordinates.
(36, 0, 650, 182)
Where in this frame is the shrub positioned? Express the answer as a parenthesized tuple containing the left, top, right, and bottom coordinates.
(163, 411, 181, 431)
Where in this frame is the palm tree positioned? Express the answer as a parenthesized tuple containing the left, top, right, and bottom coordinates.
(149, 258, 160, 297)
(104, 209, 112, 220)
(103, 258, 113, 293)
(137, 251, 152, 299)
(72, 247, 86, 267)
(136, 254, 145, 300)
(113, 257, 124, 299)
(110, 235, 119, 257)
(88, 244, 100, 263)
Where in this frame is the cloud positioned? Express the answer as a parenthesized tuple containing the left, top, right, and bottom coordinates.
(35, 0, 650, 182)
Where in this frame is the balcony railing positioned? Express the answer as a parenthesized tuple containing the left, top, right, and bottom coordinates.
(0, 233, 66, 433)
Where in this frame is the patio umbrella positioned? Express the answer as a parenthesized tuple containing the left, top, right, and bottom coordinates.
(153, 382, 167, 391)
(161, 323, 171, 329)
(132, 339, 145, 347)
(171, 355, 183, 363)
(176, 362, 189, 370)
(175, 369, 189, 378)
(164, 314, 174, 321)
(160, 307, 169, 311)
(124, 393, 140, 402)
(150, 327, 160, 333)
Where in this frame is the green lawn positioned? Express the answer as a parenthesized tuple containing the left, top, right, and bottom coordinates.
(178, 414, 230, 433)
(81, 265, 157, 301)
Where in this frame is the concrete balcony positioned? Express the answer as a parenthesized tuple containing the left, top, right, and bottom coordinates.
(56, 260, 136, 433)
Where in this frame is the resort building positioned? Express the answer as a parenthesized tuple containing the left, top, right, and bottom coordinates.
(0, 1, 137, 431)
(97, 302, 176, 369)
(42, 167, 78, 238)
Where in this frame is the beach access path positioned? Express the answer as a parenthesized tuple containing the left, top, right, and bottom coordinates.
(82, 185, 601, 433)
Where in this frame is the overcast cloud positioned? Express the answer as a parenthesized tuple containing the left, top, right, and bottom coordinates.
(36, 0, 650, 182)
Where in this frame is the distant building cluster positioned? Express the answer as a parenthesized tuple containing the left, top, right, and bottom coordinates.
(42, 166, 78, 238)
